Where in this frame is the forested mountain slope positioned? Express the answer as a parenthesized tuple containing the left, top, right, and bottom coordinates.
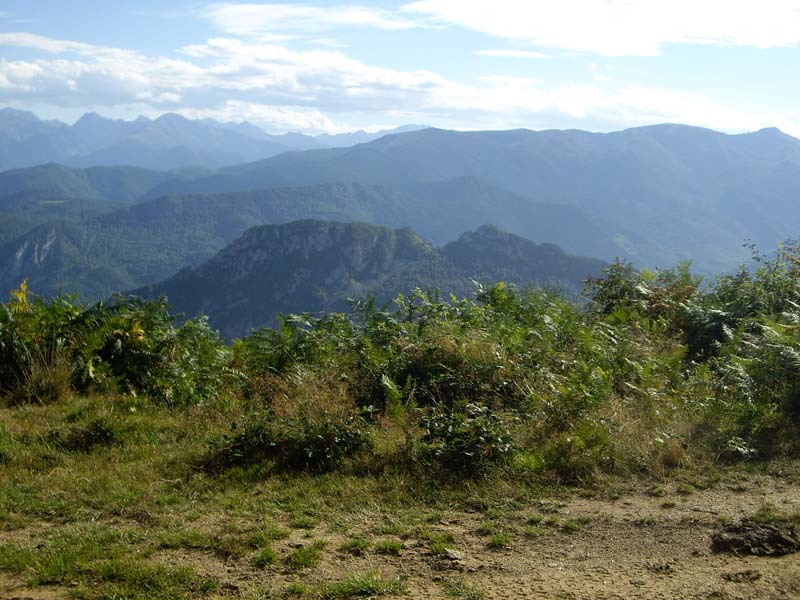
(142, 124, 800, 273)
(137, 220, 606, 338)
(0, 179, 614, 300)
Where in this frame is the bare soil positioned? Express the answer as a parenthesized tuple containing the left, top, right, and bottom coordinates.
(2, 469, 800, 599)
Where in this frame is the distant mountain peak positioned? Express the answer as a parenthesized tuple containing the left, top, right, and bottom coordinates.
(76, 111, 104, 122)
(473, 223, 503, 235)
(0, 106, 435, 171)
(752, 126, 787, 137)
(154, 112, 190, 125)
(71, 112, 119, 132)
(0, 106, 42, 121)
(446, 224, 568, 265)
(391, 124, 430, 133)
(136, 220, 603, 338)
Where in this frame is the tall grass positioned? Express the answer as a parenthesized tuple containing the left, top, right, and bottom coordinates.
(3, 246, 800, 481)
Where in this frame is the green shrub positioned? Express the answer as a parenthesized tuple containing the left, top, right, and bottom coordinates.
(417, 403, 515, 476)
(286, 541, 326, 571)
(541, 421, 615, 483)
(234, 313, 354, 377)
(487, 533, 513, 549)
(421, 530, 454, 555)
(13, 339, 74, 405)
(374, 540, 403, 556)
(391, 342, 508, 409)
(340, 538, 370, 555)
(254, 546, 278, 567)
(0, 284, 234, 407)
(96, 298, 234, 406)
(250, 524, 289, 546)
(0, 283, 83, 404)
(584, 260, 650, 316)
(207, 411, 372, 473)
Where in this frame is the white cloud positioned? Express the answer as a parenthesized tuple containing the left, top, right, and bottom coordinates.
(474, 49, 549, 59)
(174, 37, 450, 110)
(0, 33, 450, 131)
(0, 32, 97, 55)
(202, 0, 800, 57)
(403, 0, 800, 56)
(179, 100, 342, 132)
(0, 32, 143, 61)
(601, 85, 800, 135)
(202, 2, 424, 37)
(1, 31, 799, 136)
(307, 38, 350, 48)
(589, 62, 613, 82)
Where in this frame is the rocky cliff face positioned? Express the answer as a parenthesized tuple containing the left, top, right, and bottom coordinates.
(139, 220, 437, 336)
(195, 219, 433, 286)
(138, 220, 606, 339)
(443, 225, 606, 283)
(0, 223, 69, 287)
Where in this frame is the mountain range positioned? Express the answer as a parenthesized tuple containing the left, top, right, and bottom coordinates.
(2, 112, 800, 310)
(0, 107, 426, 171)
(136, 123, 800, 273)
(136, 220, 606, 338)
(0, 177, 620, 300)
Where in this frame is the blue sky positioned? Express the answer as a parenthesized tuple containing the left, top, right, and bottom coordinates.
(1, 0, 799, 135)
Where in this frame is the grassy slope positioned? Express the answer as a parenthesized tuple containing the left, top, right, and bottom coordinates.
(2, 254, 800, 598)
(1, 394, 799, 599)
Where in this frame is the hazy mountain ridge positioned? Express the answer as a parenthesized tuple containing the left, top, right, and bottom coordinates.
(140, 123, 800, 273)
(0, 107, 428, 170)
(0, 178, 616, 301)
(2, 121, 800, 298)
(137, 220, 606, 338)
(0, 163, 178, 205)
(0, 163, 206, 244)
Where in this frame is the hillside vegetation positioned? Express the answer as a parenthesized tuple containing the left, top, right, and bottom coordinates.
(143, 124, 800, 273)
(3, 247, 799, 469)
(0, 179, 619, 301)
(0, 163, 178, 205)
(137, 221, 606, 338)
(2, 248, 800, 598)
(5, 124, 800, 296)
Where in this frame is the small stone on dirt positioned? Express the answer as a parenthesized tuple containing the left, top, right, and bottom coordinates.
(711, 520, 800, 556)
(722, 569, 762, 583)
(443, 548, 464, 561)
(647, 561, 673, 574)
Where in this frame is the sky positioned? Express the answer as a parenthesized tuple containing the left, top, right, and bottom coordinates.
(1, 0, 799, 135)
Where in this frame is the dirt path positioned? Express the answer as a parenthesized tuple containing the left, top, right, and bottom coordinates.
(2, 470, 799, 599)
